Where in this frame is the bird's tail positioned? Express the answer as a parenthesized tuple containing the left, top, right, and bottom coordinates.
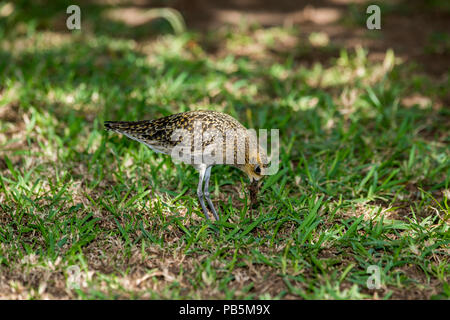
(104, 121, 116, 131)
(104, 120, 149, 133)
(104, 121, 127, 131)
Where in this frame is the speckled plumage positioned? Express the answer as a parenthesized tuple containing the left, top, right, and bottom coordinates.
(105, 110, 266, 221)
(106, 111, 244, 153)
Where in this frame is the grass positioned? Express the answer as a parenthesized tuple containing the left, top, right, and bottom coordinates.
(0, 1, 449, 299)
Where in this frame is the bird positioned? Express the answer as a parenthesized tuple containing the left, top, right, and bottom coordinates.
(104, 110, 267, 221)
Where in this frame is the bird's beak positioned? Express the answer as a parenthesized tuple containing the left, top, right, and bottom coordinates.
(249, 179, 260, 208)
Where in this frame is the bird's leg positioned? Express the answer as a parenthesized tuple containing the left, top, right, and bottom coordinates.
(203, 166, 219, 221)
(197, 165, 210, 220)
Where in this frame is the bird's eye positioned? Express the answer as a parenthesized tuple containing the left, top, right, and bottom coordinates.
(255, 165, 261, 175)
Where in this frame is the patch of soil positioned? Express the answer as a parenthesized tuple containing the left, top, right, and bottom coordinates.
(170, 0, 450, 78)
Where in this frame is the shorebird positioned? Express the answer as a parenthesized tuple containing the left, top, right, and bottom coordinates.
(105, 110, 267, 221)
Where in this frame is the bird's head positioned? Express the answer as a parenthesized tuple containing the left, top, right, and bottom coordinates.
(231, 129, 269, 206)
(242, 148, 267, 208)
(240, 142, 268, 191)
(242, 160, 264, 183)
